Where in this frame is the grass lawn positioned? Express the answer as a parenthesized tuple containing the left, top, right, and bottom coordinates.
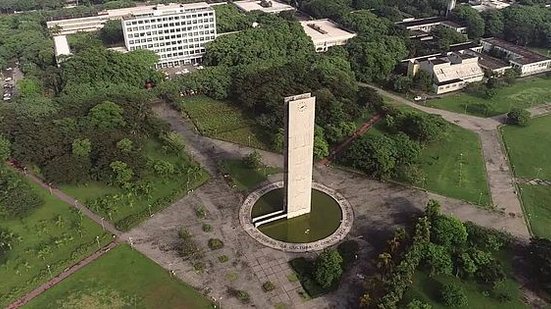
(417, 124, 491, 206)
(219, 159, 280, 191)
(25, 245, 214, 309)
(0, 181, 110, 307)
(427, 77, 551, 117)
(519, 185, 551, 239)
(179, 96, 272, 150)
(501, 116, 551, 180)
(61, 138, 209, 231)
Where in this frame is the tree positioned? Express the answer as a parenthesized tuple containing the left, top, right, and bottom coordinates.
(0, 135, 11, 161)
(0, 167, 44, 217)
(71, 138, 91, 158)
(152, 160, 175, 177)
(527, 237, 551, 294)
(392, 111, 449, 143)
(347, 35, 408, 82)
(506, 108, 530, 127)
(456, 251, 478, 277)
(110, 161, 133, 186)
(100, 20, 124, 45)
(431, 215, 468, 249)
(414, 70, 433, 92)
(116, 138, 133, 153)
(88, 101, 126, 130)
(423, 243, 453, 276)
(313, 126, 330, 159)
(452, 5, 485, 39)
(406, 299, 432, 309)
(476, 260, 506, 287)
(244, 150, 262, 169)
(342, 134, 397, 179)
(314, 249, 344, 288)
(391, 75, 413, 93)
(439, 283, 468, 307)
(482, 10, 504, 37)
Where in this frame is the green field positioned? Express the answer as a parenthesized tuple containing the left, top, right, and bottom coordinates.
(428, 77, 551, 117)
(25, 245, 214, 309)
(62, 138, 208, 231)
(179, 96, 271, 150)
(417, 124, 491, 206)
(502, 116, 551, 180)
(219, 159, 280, 191)
(501, 115, 551, 238)
(0, 181, 110, 307)
(519, 185, 551, 239)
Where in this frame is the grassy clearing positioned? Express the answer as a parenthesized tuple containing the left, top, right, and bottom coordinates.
(501, 116, 551, 180)
(519, 185, 551, 239)
(417, 124, 491, 206)
(62, 138, 208, 231)
(427, 77, 551, 117)
(25, 245, 213, 309)
(0, 181, 109, 307)
(179, 96, 271, 150)
(219, 159, 280, 191)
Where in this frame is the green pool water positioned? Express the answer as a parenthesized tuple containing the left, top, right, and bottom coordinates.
(252, 188, 342, 243)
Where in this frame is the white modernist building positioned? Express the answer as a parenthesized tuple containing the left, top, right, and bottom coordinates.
(233, 0, 295, 13)
(480, 37, 551, 77)
(121, 2, 216, 68)
(409, 52, 484, 94)
(53, 35, 72, 66)
(300, 19, 356, 52)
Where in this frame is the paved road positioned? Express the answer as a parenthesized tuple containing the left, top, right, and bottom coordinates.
(360, 83, 533, 236)
(6, 242, 119, 309)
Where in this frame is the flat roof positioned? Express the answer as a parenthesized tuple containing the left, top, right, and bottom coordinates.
(300, 19, 356, 43)
(482, 37, 551, 64)
(395, 16, 444, 28)
(53, 35, 71, 56)
(233, 0, 295, 13)
(449, 41, 481, 52)
(108, 2, 211, 18)
(469, 51, 511, 70)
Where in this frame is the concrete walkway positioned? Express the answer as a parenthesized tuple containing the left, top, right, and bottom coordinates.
(360, 83, 534, 237)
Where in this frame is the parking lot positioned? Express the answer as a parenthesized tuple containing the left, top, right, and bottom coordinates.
(2, 61, 22, 102)
(159, 63, 203, 80)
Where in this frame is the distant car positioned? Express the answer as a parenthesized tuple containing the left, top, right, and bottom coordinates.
(3, 96, 10, 101)
(413, 96, 424, 101)
(175, 71, 183, 75)
(182, 68, 190, 74)
(197, 65, 204, 70)
(4, 77, 12, 82)
(6, 67, 12, 71)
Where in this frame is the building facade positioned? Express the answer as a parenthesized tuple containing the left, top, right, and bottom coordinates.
(481, 37, 551, 77)
(300, 19, 356, 52)
(121, 3, 216, 68)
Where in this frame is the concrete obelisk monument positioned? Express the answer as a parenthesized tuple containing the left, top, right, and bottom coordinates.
(284, 93, 316, 219)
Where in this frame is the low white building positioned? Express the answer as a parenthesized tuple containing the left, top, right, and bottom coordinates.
(395, 17, 467, 35)
(53, 35, 72, 66)
(409, 52, 484, 94)
(480, 37, 551, 77)
(300, 19, 356, 52)
(233, 0, 295, 13)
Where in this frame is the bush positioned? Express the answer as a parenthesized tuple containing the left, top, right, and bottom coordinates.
(506, 108, 530, 127)
(195, 205, 207, 218)
(406, 299, 432, 309)
(193, 261, 206, 272)
(228, 287, 250, 304)
(262, 281, 276, 292)
(0, 167, 44, 218)
(243, 150, 262, 169)
(178, 226, 191, 239)
(431, 215, 467, 248)
(218, 255, 229, 263)
(314, 249, 343, 289)
(208, 238, 224, 250)
(202, 223, 212, 232)
(476, 260, 506, 287)
(440, 283, 468, 307)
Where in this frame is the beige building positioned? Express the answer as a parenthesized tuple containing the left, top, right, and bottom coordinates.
(409, 52, 484, 94)
(300, 19, 356, 52)
(284, 93, 316, 219)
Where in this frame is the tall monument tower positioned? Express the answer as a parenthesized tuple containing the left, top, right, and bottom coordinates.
(446, 0, 456, 16)
(284, 93, 316, 219)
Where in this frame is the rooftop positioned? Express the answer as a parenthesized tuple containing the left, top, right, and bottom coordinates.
(300, 19, 356, 43)
(233, 0, 295, 13)
(53, 35, 71, 57)
(482, 37, 551, 64)
(449, 41, 481, 52)
(468, 50, 511, 70)
(395, 16, 444, 28)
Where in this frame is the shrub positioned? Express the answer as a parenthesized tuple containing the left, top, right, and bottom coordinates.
(208, 238, 224, 250)
(406, 299, 432, 309)
(218, 255, 229, 263)
(243, 150, 262, 169)
(195, 205, 207, 219)
(431, 215, 467, 249)
(314, 249, 343, 289)
(178, 226, 191, 239)
(262, 281, 276, 292)
(439, 283, 468, 307)
(506, 108, 530, 127)
(476, 260, 506, 287)
(193, 261, 205, 272)
(228, 287, 250, 304)
(202, 223, 212, 232)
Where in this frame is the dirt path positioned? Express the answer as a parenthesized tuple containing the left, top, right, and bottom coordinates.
(360, 83, 531, 237)
(6, 242, 119, 309)
(320, 113, 383, 165)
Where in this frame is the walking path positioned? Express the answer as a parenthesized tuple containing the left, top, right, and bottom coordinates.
(320, 113, 383, 165)
(8, 164, 122, 237)
(360, 83, 533, 236)
(6, 241, 119, 309)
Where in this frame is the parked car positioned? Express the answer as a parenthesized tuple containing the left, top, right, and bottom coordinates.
(413, 96, 424, 101)
(4, 77, 12, 82)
